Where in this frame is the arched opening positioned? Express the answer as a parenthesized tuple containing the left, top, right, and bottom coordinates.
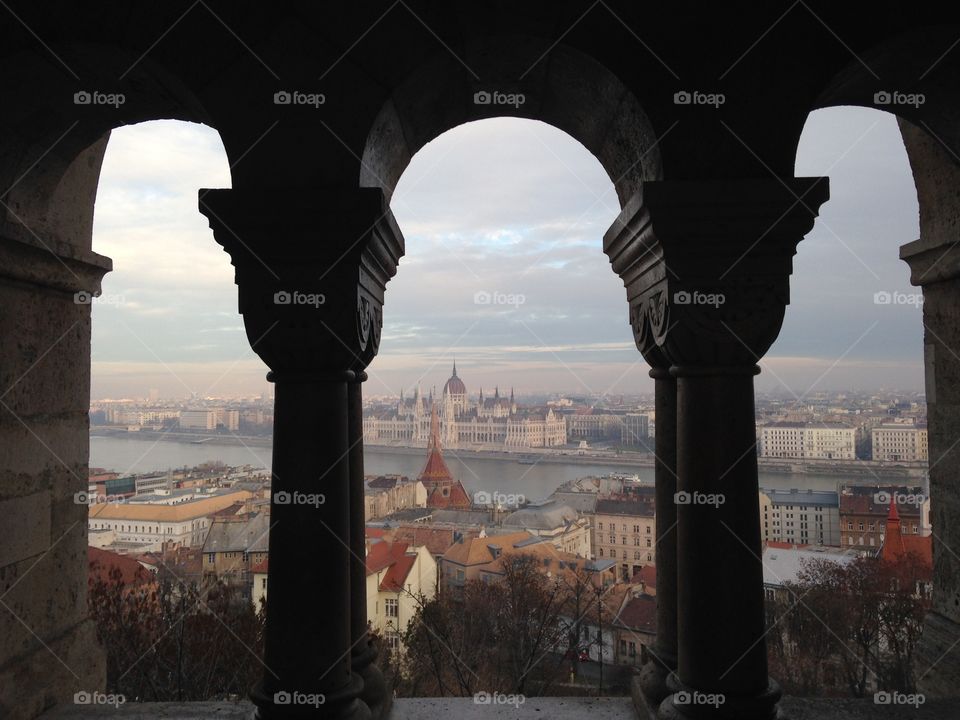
(360, 40, 662, 205)
(363, 115, 646, 694)
(87, 120, 274, 472)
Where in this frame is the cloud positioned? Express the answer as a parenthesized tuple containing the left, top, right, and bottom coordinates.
(90, 111, 924, 398)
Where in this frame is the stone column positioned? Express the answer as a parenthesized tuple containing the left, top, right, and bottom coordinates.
(0, 231, 111, 717)
(605, 178, 828, 719)
(900, 235, 960, 695)
(199, 187, 403, 720)
(349, 370, 390, 719)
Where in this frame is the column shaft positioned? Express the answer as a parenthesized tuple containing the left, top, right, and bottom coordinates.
(638, 369, 678, 705)
(349, 375, 389, 717)
(667, 369, 776, 719)
(253, 375, 368, 720)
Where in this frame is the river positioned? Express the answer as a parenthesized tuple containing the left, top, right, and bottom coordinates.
(90, 435, 855, 503)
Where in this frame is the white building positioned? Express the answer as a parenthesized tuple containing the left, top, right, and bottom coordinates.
(872, 423, 928, 462)
(758, 422, 856, 460)
(87, 490, 251, 550)
(365, 541, 437, 653)
(180, 408, 240, 431)
(759, 489, 841, 547)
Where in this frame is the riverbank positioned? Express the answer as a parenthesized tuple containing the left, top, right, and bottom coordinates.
(90, 428, 927, 481)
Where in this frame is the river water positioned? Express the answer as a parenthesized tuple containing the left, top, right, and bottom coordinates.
(90, 435, 851, 502)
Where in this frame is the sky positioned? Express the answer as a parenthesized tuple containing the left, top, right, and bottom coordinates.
(89, 108, 923, 400)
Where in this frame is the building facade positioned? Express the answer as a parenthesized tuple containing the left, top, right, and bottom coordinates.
(872, 423, 929, 462)
(592, 497, 657, 581)
(758, 421, 856, 460)
(363, 364, 566, 448)
(839, 486, 930, 550)
(365, 541, 437, 652)
(759, 489, 841, 547)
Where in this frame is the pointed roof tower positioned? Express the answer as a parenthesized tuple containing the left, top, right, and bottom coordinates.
(417, 404, 471, 509)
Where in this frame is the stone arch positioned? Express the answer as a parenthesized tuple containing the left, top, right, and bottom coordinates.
(360, 38, 661, 208)
(0, 42, 228, 255)
(801, 26, 960, 697)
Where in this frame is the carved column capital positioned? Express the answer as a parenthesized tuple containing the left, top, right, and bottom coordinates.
(605, 178, 829, 372)
(199, 187, 404, 377)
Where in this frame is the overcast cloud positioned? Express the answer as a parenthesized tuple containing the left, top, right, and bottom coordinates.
(90, 108, 923, 400)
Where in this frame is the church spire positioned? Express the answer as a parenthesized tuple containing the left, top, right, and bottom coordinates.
(452, 358, 457, 377)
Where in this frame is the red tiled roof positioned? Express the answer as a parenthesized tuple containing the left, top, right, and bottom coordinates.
(630, 564, 656, 588)
(615, 593, 657, 633)
(366, 527, 388, 539)
(88, 547, 151, 586)
(881, 499, 933, 572)
(366, 541, 409, 575)
(387, 525, 479, 556)
(380, 553, 416, 592)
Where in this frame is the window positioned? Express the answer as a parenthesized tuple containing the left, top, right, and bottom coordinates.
(385, 599, 399, 618)
(598, 522, 603, 530)
(207, 553, 215, 564)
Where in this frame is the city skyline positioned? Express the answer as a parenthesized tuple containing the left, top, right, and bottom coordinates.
(91, 109, 923, 398)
